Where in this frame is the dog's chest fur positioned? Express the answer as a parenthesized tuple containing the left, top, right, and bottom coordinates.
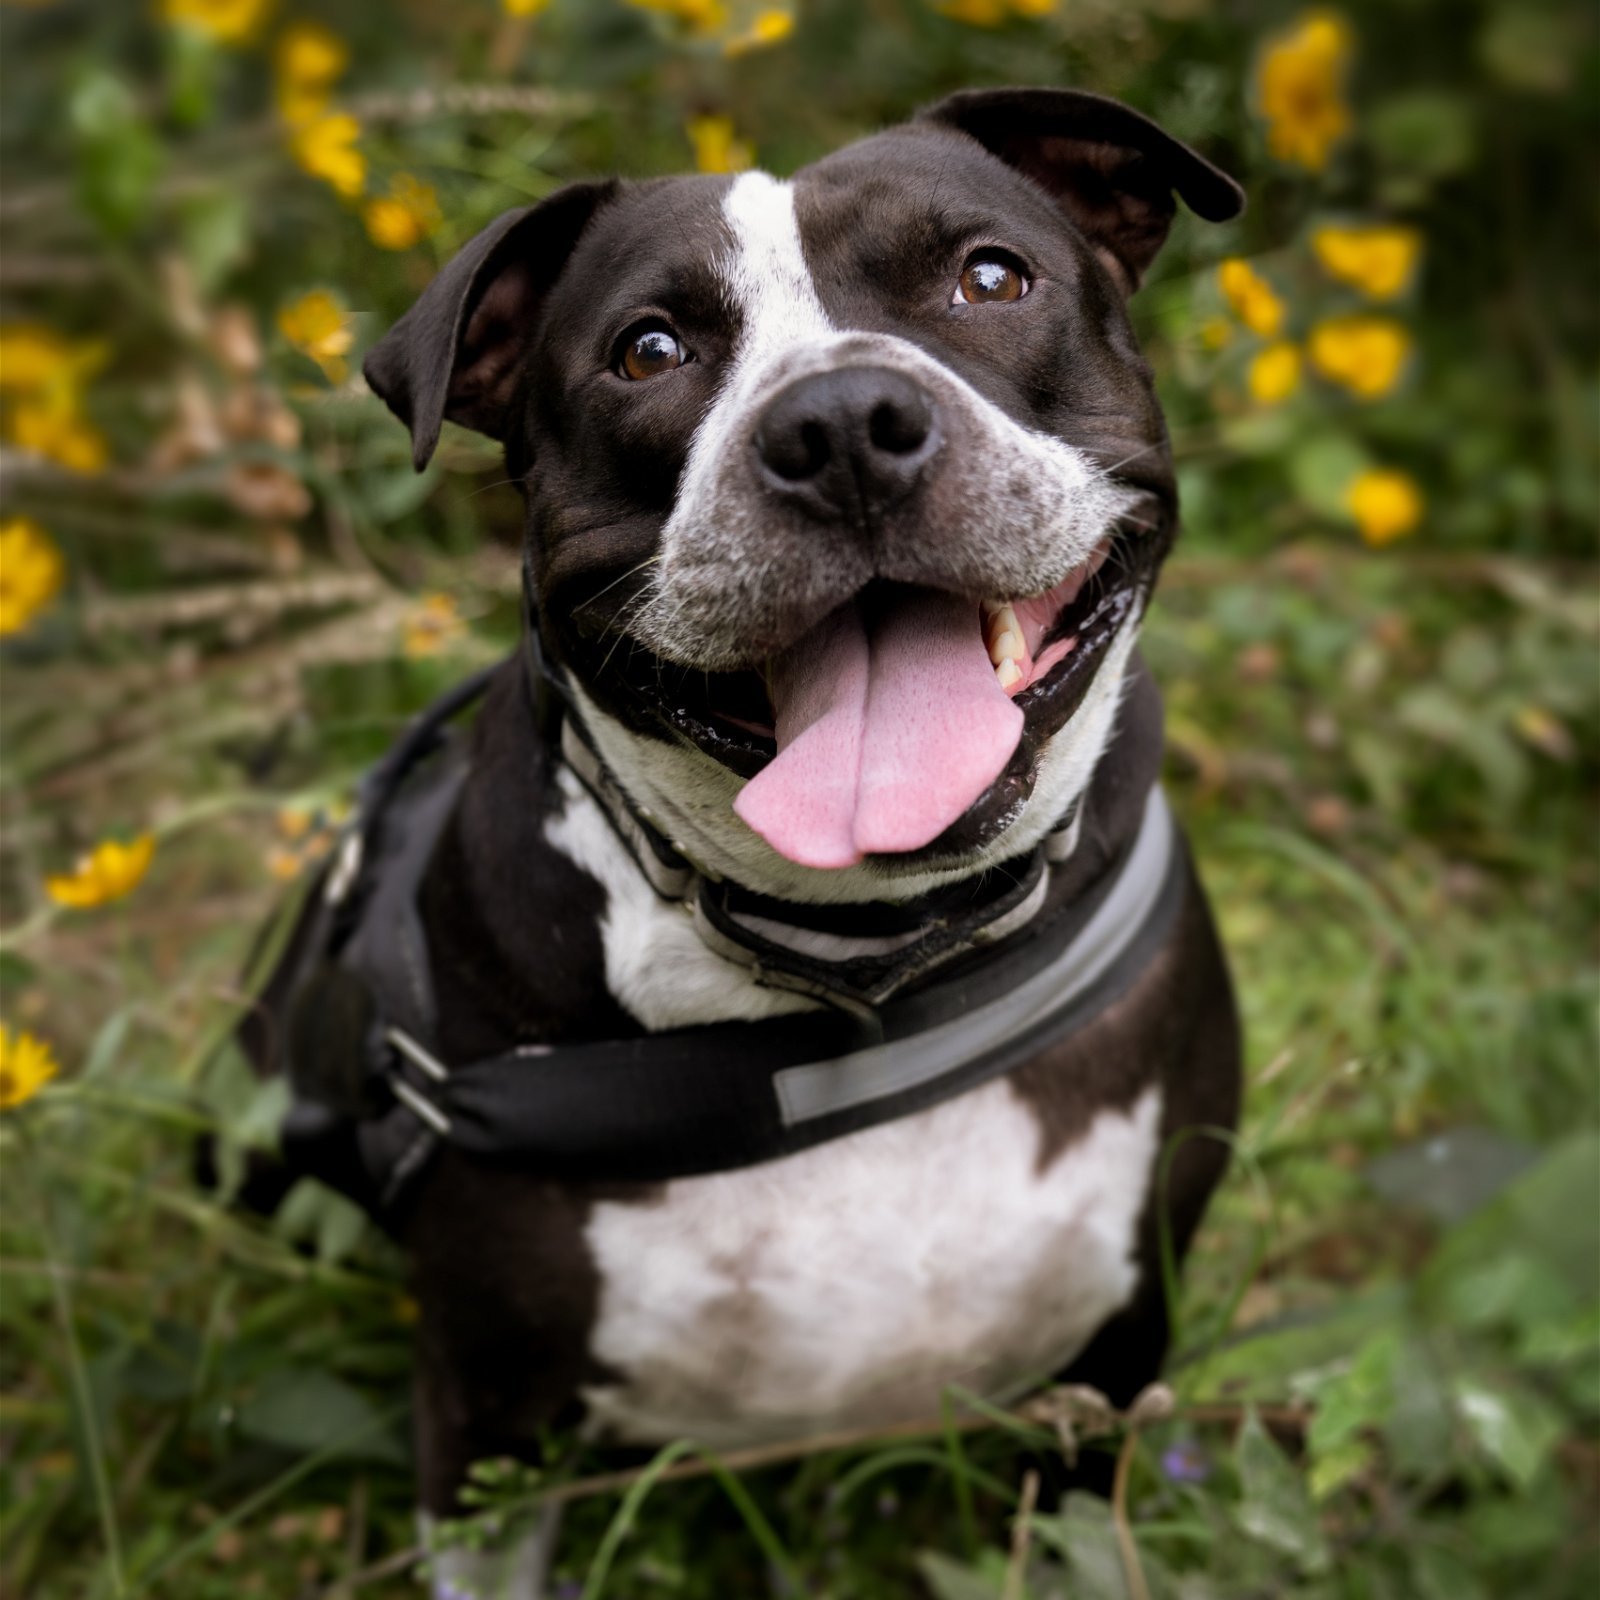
(540, 769, 1161, 1447)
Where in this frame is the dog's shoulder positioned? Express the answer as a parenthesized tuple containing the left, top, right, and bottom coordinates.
(420, 663, 813, 1061)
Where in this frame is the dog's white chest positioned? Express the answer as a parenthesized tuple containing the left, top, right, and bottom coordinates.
(579, 1081, 1161, 1448)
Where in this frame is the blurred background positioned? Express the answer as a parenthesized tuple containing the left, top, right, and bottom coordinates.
(0, 1, 1595, 1595)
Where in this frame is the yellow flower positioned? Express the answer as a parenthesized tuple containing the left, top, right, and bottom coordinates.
(1346, 467, 1422, 546)
(1199, 317, 1234, 350)
(686, 114, 753, 175)
(46, 834, 156, 909)
(502, 0, 551, 13)
(0, 326, 99, 392)
(1253, 11, 1353, 172)
(0, 517, 66, 636)
(1308, 314, 1411, 399)
(0, 1025, 59, 1111)
(1311, 224, 1422, 300)
(9, 394, 109, 474)
(161, 0, 273, 45)
(934, 0, 1056, 23)
(1217, 258, 1286, 338)
(627, 0, 728, 36)
(723, 7, 794, 53)
(402, 593, 463, 658)
(290, 112, 366, 200)
(363, 174, 442, 251)
(278, 290, 355, 382)
(1247, 341, 1303, 405)
(274, 20, 348, 127)
(0, 325, 110, 475)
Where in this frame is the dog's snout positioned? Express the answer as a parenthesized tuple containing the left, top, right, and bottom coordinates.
(754, 367, 940, 523)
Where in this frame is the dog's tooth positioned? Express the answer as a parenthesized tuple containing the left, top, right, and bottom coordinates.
(996, 658, 1023, 689)
(984, 604, 1020, 654)
(990, 629, 1022, 666)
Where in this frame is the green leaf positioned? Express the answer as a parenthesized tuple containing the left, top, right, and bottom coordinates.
(1368, 93, 1477, 184)
(178, 191, 250, 294)
(1452, 1374, 1564, 1490)
(236, 1367, 406, 1465)
(915, 1550, 1006, 1600)
(1364, 1126, 1537, 1226)
(1425, 1134, 1600, 1308)
(1232, 1409, 1331, 1575)
(1408, 1542, 1489, 1600)
(1289, 434, 1371, 520)
(1030, 1492, 1177, 1600)
(70, 69, 163, 237)
(273, 1179, 370, 1265)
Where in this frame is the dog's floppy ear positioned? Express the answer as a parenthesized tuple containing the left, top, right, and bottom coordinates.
(918, 88, 1243, 293)
(363, 179, 617, 471)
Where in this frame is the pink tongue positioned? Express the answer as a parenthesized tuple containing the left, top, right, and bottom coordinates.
(733, 590, 1024, 869)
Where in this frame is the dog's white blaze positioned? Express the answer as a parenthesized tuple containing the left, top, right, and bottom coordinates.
(720, 170, 834, 351)
(580, 1082, 1162, 1448)
(544, 766, 817, 1028)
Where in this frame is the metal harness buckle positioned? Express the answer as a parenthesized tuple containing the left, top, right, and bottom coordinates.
(383, 1026, 452, 1135)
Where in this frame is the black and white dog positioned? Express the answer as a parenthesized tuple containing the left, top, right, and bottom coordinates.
(266, 87, 1244, 1595)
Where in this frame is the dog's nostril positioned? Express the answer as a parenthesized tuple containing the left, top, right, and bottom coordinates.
(868, 398, 930, 456)
(797, 420, 831, 477)
(757, 416, 832, 482)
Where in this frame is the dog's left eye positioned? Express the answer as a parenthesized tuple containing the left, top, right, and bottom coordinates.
(619, 326, 688, 381)
(954, 252, 1030, 305)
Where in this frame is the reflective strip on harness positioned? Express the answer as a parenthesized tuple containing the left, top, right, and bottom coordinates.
(774, 786, 1173, 1126)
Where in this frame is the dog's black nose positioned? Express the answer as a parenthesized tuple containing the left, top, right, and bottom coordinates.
(754, 367, 940, 524)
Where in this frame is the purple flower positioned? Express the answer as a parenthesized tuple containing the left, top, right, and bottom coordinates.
(1161, 1442, 1211, 1484)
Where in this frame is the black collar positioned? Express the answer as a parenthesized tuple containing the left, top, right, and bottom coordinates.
(521, 553, 1088, 1009)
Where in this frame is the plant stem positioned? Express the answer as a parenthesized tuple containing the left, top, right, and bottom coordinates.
(24, 1132, 127, 1596)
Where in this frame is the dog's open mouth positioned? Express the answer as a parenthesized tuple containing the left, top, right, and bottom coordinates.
(589, 524, 1150, 869)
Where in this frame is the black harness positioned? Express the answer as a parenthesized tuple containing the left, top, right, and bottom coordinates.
(277, 582, 1186, 1220)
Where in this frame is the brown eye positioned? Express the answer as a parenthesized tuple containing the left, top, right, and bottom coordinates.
(955, 254, 1029, 305)
(620, 327, 687, 380)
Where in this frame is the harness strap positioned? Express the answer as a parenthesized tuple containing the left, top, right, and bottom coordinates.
(280, 592, 1184, 1212)
(384, 785, 1182, 1183)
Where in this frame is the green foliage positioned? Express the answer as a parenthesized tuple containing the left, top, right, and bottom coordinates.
(1, 0, 1596, 1595)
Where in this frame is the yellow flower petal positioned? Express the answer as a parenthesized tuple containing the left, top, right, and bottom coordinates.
(278, 290, 355, 380)
(723, 7, 794, 54)
(363, 174, 441, 251)
(686, 114, 752, 175)
(401, 592, 463, 659)
(0, 516, 66, 635)
(502, 0, 552, 13)
(46, 834, 155, 909)
(1345, 466, 1423, 546)
(1218, 258, 1286, 338)
(1253, 10, 1354, 172)
(274, 20, 348, 126)
(161, 0, 273, 46)
(1247, 341, 1303, 405)
(0, 1025, 60, 1111)
(290, 112, 366, 200)
(1308, 314, 1412, 399)
(1311, 224, 1422, 300)
(626, 0, 728, 35)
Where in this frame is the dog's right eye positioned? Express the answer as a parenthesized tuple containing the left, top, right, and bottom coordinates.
(619, 326, 688, 381)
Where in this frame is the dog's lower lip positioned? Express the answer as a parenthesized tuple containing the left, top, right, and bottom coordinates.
(581, 523, 1151, 790)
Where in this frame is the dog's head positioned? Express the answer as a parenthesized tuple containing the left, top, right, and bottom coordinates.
(366, 88, 1241, 901)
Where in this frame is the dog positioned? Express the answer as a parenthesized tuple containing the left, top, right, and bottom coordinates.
(255, 87, 1244, 1596)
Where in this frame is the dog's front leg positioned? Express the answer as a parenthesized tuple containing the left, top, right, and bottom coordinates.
(413, 1332, 570, 1600)
(419, 1501, 563, 1600)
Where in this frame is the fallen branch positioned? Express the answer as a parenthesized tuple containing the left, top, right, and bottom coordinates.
(319, 1389, 1314, 1598)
